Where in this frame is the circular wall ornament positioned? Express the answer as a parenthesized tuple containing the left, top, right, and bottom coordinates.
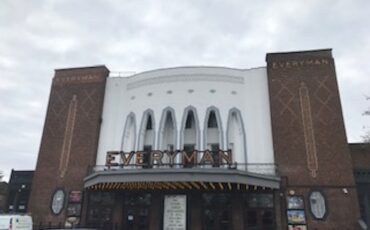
(51, 189, 65, 215)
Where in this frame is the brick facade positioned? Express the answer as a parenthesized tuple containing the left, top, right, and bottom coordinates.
(27, 50, 363, 229)
(266, 49, 360, 229)
(28, 66, 109, 225)
(350, 143, 370, 226)
(351, 143, 370, 169)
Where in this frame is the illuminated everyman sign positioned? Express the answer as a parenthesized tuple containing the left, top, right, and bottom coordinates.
(105, 150, 233, 167)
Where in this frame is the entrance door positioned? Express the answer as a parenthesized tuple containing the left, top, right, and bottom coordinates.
(244, 193, 275, 230)
(123, 193, 151, 230)
(202, 193, 232, 230)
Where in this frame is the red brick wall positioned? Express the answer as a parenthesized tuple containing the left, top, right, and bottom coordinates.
(266, 50, 360, 229)
(350, 143, 370, 169)
(28, 66, 109, 226)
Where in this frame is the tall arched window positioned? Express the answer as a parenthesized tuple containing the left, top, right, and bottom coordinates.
(180, 107, 200, 167)
(180, 106, 200, 152)
(138, 110, 155, 167)
(158, 107, 177, 164)
(227, 108, 247, 167)
(204, 107, 223, 167)
(121, 113, 136, 153)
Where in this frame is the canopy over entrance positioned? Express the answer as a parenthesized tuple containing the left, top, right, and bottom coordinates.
(84, 168, 280, 191)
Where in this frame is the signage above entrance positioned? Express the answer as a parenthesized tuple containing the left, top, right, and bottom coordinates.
(105, 150, 233, 168)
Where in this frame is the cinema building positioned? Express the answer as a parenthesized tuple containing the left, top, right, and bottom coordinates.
(28, 49, 360, 229)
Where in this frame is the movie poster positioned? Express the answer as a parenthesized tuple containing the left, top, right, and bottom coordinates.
(287, 196, 304, 209)
(287, 210, 306, 224)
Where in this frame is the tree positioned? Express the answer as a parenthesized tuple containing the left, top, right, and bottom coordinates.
(363, 96, 370, 143)
(363, 129, 370, 143)
(0, 170, 3, 181)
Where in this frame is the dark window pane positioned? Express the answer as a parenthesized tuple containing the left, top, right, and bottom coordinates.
(202, 194, 232, 230)
(220, 210, 230, 229)
(208, 111, 218, 128)
(217, 194, 230, 206)
(138, 194, 151, 206)
(247, 194, 274, 208)
(143, 145, 152, 151)
(246, 210, 257, 227)
(262, 210, 274, 225)
(183, 144, 196, 168)
(87, 192, 114, 227)
(260, 194, 274, 208)
(202, 193, 231, 207)
(184, 144, 195, 153)
(204, 209, 215, 230)
(101, 192, 114, 205)
(143, 146, 152, 168)
(146, 116, 152, 130)
(202, 194, 213, 206)
(211, 144, 219, 152)
(185, 111, 194, 129)
(211, 144, 220, 167)
(167, 144, 174, 152)
(124, 194, 151, 230)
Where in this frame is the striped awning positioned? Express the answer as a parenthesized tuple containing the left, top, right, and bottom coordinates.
(88, 181, 274, 191)
(84, 168, 280, 191)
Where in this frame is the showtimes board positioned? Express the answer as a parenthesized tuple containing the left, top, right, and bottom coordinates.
(163, 195, 186, 230)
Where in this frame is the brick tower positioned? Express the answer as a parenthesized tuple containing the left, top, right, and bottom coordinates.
(266, 49, 360, 229)
(28, 66, 109, 226)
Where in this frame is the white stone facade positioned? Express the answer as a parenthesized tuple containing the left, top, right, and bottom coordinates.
(96, 66, 275, 172)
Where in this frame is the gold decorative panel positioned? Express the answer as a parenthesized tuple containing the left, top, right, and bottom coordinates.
(59, 95, 78, 178)
(299, 82, 318, 178)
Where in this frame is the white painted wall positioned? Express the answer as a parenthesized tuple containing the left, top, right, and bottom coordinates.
(96, 66, 275, 171)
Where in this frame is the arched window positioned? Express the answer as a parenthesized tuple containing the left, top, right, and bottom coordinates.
(180, 107, 200, 167)
(185, 111, 195, 129)
(184, 110, 196, 152)
(204, 107, 223, 167)
(180, 106, 200, 152)
(138, 110, 155, 167)
(146, 115, 152, 130)
(158, 107, 177, 164)
(142, 114, 155, 150)
(208, 111, 218, 128)
(227, 108, 247, 167)
(121, 113, 136, 153)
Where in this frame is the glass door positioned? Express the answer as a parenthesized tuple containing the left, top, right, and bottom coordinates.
(87, 191, 115, 230)
(123, 193, 152, 230)
(202, 193, 232, 230)
(244, 193, 275, 230)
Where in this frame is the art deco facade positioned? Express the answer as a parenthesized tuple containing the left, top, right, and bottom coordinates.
(28, 49, 360, 229)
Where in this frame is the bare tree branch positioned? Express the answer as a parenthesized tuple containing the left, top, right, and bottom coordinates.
(363, 131, 370, 143)
(363, 95, 370, 143)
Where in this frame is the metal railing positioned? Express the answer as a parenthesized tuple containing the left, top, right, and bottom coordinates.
(89, 162, 278, 176)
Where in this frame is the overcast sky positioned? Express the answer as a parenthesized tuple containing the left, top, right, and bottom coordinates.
(1, 0, 369, 181)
